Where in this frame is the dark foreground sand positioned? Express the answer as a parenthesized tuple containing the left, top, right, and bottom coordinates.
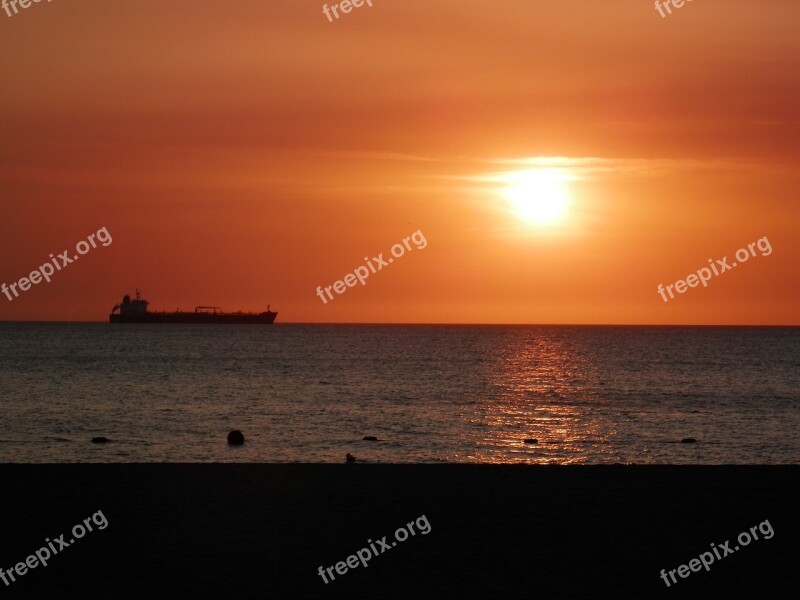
(0, 465, 797, 599)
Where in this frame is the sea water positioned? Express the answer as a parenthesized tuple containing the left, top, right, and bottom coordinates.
(0, 323, 797, 464)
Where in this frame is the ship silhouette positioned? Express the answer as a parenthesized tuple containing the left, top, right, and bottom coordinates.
(110, 290, 277, 324)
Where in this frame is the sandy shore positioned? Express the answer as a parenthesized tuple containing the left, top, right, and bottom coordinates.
(0, 465, 796, 598)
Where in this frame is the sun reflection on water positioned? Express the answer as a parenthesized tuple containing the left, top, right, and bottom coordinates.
(456, 329, 620, 464)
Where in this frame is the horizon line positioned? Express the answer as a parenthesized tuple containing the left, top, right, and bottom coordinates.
(0, 320, 798, 327)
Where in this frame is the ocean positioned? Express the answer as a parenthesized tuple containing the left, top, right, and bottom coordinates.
(0, 324, 798, 464)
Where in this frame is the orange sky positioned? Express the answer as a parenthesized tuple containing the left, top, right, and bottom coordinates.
(1, 0, 798, 324)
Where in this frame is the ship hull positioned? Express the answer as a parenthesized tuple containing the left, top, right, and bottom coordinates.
(110, 312, 277, 324)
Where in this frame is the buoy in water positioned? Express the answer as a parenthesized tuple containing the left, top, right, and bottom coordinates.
(227, 430, 245, 445)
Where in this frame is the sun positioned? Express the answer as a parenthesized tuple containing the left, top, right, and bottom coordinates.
(502, 169, 571, 226)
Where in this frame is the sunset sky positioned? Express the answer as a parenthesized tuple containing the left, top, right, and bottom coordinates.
(1, 0, 798, 324)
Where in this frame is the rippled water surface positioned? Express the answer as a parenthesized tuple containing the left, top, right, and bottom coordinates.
(1, 324, 798, 463)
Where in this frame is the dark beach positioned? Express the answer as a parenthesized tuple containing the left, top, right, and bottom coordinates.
(0, 465, 796, 599)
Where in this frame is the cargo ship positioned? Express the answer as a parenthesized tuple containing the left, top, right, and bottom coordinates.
(109, 291, 277, 324)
